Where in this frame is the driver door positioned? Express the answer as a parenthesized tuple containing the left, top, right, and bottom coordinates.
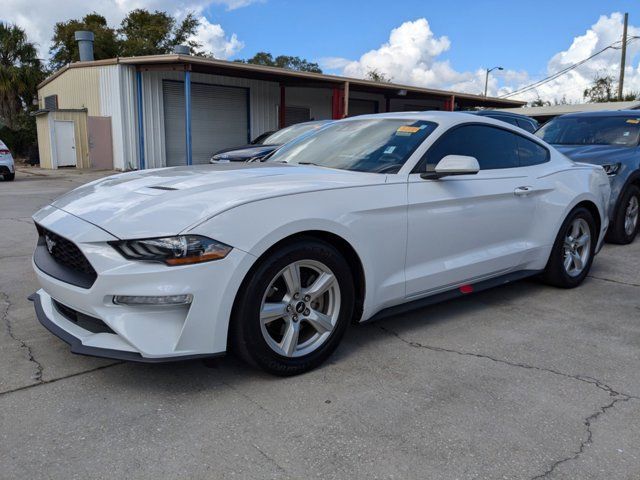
(405, 124, 542, 298)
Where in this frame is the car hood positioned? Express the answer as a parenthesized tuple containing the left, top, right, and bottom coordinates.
(213, 145, 278, 161)
(554, 144, 636, 165)
(50, 163, 386, 239)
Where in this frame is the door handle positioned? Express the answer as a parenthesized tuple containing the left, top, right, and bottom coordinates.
(514, 186, 533, 196)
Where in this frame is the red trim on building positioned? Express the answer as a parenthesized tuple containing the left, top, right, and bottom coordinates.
(443, 95, 456, 111)
(332, 87, 345, 119)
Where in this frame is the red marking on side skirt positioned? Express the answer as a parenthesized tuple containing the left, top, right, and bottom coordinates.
(459, 284, 474, 294)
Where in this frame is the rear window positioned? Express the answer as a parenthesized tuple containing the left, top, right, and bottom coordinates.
(537, 116, 640, 147)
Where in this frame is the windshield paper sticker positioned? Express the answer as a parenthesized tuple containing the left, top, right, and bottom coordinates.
(384, 146, 397, 154)
(396, 125, 421, 136)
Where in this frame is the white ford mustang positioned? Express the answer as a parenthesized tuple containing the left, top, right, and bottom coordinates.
(31, 112, 610, 375)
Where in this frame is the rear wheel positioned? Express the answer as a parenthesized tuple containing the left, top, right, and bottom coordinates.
(541, 207, 596, 288)
(606, 185, 640, 244)
(3, 173, 14, 181)
(230, 238, 354, 376)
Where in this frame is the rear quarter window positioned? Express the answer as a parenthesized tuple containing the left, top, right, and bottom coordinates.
(516, 136, 549, 166)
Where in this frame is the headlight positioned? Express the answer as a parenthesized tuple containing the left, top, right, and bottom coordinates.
(602, 163, 621, 176)
(110, 235, 232, 265)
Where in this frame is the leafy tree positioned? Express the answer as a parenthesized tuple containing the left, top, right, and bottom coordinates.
(0, 23, 43, 158)
(118, 10, 202, 57)
(49, 13, 119, 69)
(365, 68, 392, 83)
(237, 51, 322, 73)
(583, 74, 616, 103)
(583, 73, 640, 103)
(49, 10, 204, 68)
(0, 23, 43, 132)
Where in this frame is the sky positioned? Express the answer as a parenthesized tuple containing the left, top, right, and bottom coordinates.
(2, 0, 640, 103)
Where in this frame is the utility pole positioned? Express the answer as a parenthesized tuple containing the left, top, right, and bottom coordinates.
(618, 12, 629, 101)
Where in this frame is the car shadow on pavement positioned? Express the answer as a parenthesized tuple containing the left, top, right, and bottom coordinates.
(83, 277, 548, 394)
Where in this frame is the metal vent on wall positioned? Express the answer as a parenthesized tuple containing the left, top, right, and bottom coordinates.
(44, 95, 58, 111)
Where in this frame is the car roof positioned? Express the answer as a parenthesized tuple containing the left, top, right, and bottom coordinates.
(558, 110, 640, 119)
(342, 111, 522, 128)
(472, 110, 536, 121)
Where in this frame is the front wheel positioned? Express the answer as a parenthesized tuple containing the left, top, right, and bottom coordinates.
(541, 207, 596, 288)
(3, 173, 15, 181)
(230, 238, 354, 376)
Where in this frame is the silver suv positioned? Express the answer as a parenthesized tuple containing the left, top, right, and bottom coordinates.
(0, 140, 15, 181)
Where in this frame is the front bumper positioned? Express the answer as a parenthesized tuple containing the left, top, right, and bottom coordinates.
(31, 205, 254, 362)
(30, 291, 217, 363)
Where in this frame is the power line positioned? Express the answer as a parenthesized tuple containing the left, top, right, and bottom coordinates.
(499, 36, 640, 99)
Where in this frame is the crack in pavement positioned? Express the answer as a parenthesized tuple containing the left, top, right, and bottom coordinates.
(378, 326, 639, 479)
(530, 396, 634, 479)
(1, 291, 44, 384)
(0, 361, 123, 397)
(587, 275, 640, 288)
(252, 443, 290, 477)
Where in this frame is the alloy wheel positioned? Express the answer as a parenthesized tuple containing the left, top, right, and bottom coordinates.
(563, 218, 591, 277)
(259, 260, 341, 358)
(624, 195, 639, 237)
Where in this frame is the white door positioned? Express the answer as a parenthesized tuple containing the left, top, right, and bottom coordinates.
(163, 80, 249, 166)
(405, 124, 546, 298)
(54, 121, 77, 167)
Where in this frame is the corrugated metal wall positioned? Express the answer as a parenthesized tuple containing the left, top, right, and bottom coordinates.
(98, 65, 138, 170)
(139, 70, 279, 169)
(35, 115, 52, 168)
(38, 68, 101, 114)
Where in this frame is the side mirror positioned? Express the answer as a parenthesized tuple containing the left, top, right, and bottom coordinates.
(420, 155, 480, 180)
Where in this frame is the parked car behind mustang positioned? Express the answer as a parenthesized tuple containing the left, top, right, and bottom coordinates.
(32, 112, 610, 375)
(537, 111, 640, 244)
(472, 110, 539, 133)
(210, 120, 332, 163)
(0, 139, 15, 181)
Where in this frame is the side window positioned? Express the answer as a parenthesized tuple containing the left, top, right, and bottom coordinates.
(424, 125, 519, 170)
(516, 136, 549, 166)
(517, 119, 536, 133)
(494, 115, 520, 127)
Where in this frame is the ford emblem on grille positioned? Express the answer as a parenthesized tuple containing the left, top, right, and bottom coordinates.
(45, 235, 56, 254)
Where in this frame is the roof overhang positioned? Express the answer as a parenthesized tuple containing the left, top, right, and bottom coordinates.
(38, 55, 525, 109)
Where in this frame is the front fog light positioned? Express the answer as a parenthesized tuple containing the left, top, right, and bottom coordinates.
(113, 294, 193, 306)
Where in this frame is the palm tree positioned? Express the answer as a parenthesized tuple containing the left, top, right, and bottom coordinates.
(0, 23, 43, 130)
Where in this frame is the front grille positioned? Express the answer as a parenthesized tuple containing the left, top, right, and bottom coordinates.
(53, 300, 114, 334)
(36, 225, 97, 278)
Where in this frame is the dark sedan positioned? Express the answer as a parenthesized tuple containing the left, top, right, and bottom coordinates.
(210, 120, 332, 163)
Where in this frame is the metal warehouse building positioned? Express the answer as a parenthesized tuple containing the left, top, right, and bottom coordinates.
(35, 49, 524, 171)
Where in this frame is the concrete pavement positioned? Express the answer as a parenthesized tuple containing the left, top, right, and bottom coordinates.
(1, 168, 639, 479)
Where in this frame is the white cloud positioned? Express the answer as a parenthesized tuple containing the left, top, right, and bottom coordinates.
(190, 16, 244, 58)
(322, 13, 640, 104)
(0, 0, 248, 60)
(209, 0, 263, 10)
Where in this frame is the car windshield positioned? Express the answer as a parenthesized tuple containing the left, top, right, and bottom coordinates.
(536, 116, 640, 147)
(258, 122, 328, 145)
(267, 119, 437, 173)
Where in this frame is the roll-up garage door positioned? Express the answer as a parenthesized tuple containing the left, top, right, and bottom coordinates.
(348, 98, 379, 117)
(163, 80, 249, 166)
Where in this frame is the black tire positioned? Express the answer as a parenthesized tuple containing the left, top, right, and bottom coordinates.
(541, 207, 597, 288)
(230, 238, 354, 376)
(606, 185, 640, 245)
(4, 173, 15, 181)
